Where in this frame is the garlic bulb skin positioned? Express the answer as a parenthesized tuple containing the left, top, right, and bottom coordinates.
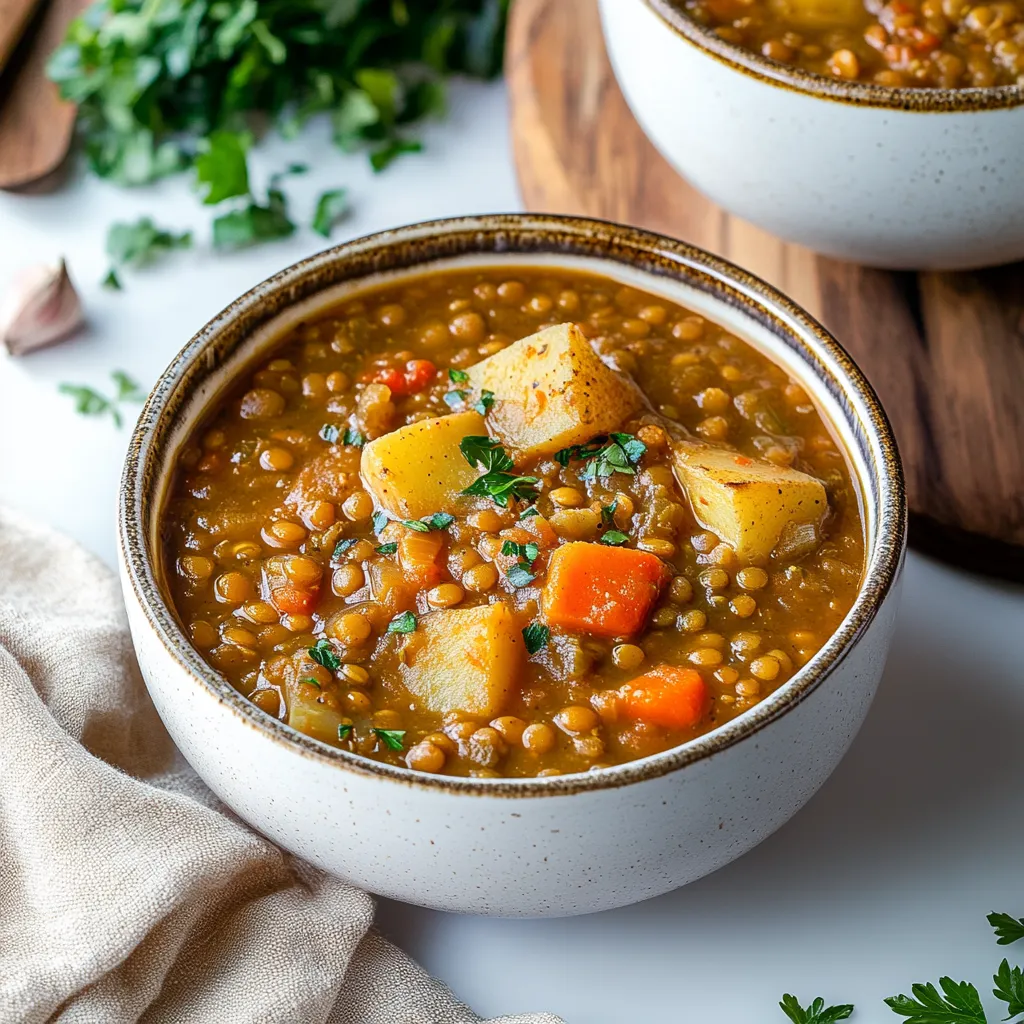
(0, 259, 85, 355)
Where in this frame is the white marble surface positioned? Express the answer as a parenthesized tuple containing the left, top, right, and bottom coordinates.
(2, 80, 1023, 1023)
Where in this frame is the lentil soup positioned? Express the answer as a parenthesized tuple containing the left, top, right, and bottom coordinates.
(163, 268, 865, 779)
(683, 0, 1024, 87)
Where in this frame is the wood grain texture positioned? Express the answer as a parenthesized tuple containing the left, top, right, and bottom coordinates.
(0, 0, 89, 189)
(507, 0, 1024, 580)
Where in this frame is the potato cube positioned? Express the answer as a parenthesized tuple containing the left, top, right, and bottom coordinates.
(672, 443, 828, 562)
(466, 322, 641, 460)
(360, 410, 487, 519)
(399, 602, 523, 718)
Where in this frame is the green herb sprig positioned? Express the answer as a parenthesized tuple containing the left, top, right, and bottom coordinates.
(522, 622, 550, 655)
(308, 638, 341, 671)
(59, 370, 146, 428)
(387, 611, 417, 634)
(104, 217, 192, 288)
(459, 436, 538, 508)
(374, 728, 406, 751)
(402, 513, 455, 532)
(555, 432, 647, 480)
(779, 995, 854, 1024)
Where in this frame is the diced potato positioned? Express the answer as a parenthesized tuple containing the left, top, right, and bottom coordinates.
(672, 442, 828, 562)
(287, 692, 348, 746)
(466, 322, 641, 460)
(768, 0, 864, 29)
(399, 603, 523, 718)
(360, 410, 487, 519)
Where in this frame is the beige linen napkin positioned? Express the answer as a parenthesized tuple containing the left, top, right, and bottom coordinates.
(0, 508, 561, 1024)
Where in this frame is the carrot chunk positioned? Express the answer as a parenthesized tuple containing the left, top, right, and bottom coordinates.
(541, 541, 670, 637)
(270, 584, 318, 616)
(620, 665, 711, 729)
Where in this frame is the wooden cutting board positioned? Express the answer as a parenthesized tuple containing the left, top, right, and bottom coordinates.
(506, 0, 1024, 582)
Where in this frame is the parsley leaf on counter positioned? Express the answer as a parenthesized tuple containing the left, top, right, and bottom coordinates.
(885, 978, 987, 1023)
(990, 913, 1024, 946)
(104, 217, 192, 285)
(308, 638, 341, 671)
(212, 187, 295, 250)
(59, 370, 146, 428)
(994, 960, 1024, 1019)
(312, 189, 350, 237)
(779, 995, 854, 1024)
(370, 138, 423, 172)
(522, 623, 550, 655)
(374, 728, 406, 751)
(195, 130, 252, 205)
(102, 268, 123, 290)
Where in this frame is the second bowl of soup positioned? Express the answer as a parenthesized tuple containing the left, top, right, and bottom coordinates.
(119, 215, 904, 915)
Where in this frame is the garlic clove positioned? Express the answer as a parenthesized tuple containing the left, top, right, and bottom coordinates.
(0, 259, 85, 356)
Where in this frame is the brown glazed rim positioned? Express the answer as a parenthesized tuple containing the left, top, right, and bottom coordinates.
(119, 214, 906, 799)
(644, 0, 1024, 112)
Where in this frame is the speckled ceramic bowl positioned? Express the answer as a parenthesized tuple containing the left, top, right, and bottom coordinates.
(599, 0, 1024, 270)
(118, 215, 906, 917)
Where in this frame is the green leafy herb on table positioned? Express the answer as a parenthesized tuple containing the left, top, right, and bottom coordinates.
(779, 995, 854, 1024)
(104, 217, 192, 287)
(59, 369, 147, 428)
(312, 189, 350, 237)
(885, 978, 987, 1023)
(990, 913, 1024, 946)
(48, 0, 509, 224)
(993, 960, 1024, 1018)
(212, 184, 295, 250)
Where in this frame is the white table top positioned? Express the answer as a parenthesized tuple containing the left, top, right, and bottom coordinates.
(2, 80, 1022, 1024)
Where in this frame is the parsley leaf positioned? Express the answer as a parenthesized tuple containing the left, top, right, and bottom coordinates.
(195, 130, 251, 205)
(885, 978, 987, 1023)
(374, 728, 406, 751)
(332, 538, 356, 561)
(104, 216, 192, 285)
(370, 138, 423, 172)
(308, 638, 341, 671)
(522, 622, 550, 655)
(343, 427, 365, 447)
(519, 506, 540, 519)
(506, 563, 536, 589)
(990, 913, 1024, 946)
(387, 611, 417, 634)
(312, 188, 350, 238)
(302, 677, 322, 689)
(372, 511, 389, 534)
(600, 530, 629, 546)
(337, 724, 353, 741)
(213, 187, 295, 250)
(375, 542, 398, 555)
(59, 370, 146, 429)
(459, 435, 539, 508)
(425, 512, 455, 531)
(501, 540, 539, 563)
(320, 424, 341, 443)
(444, 390, 468, 409)
(555, 432, 647, 480)
(601, 500, 618, 525)
(460, 435, 514, 472)
(473, 389, 495, 415)
(994, 959, 1024, 1019)
(779, 995, 855, 1024)
(448, 368, 470, 384)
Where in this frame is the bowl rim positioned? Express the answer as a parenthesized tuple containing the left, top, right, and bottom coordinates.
(640, 0, 1024, 112)
(118, 212, 906, 799)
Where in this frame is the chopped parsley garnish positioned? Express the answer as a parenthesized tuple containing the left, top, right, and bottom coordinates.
(212, 185, 296, 250)
(779, 995, 854, 1024)
(473, 389, 495, 415)
(555, 432, 647, 480)
(320, 424, 364, 446)
(448, 368, 470, 385)
(459, 436, 539, 509)
(337, 724, 353, 741)
(308, 639, 341, 671)
(994, 960, 1024, 1019)
(59, 370, 146, 429)
(332, 538, 357, 560)
(372, 510, 389, 534)
(102, 268, 123, 290)
(519, 506, 540, 519)
(990, 912, 1024, 946)
(301, 677, 322, 689)
(601, 500, 619, 525)
(502, 540, 540, 563)
(375, 542, 398, 555)
(600, 530, 629, 546)
(522, 622, 550, 655)
(444, 390, 468, 409)
(402, 512, 455, 532)
(373, 728, 406, 751)
(104, 216, 192, 287)
(386, 611, 417, 634)
(312, 189, 349, 238)
(506, 563, 536, 589)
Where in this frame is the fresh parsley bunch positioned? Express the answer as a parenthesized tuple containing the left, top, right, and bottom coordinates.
(48, 0, 509, 188)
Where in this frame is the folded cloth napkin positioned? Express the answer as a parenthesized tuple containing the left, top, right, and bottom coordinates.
(0, 508, 561, 1024)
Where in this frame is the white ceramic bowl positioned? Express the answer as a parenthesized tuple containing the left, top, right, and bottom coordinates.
(118, 215, 906, 917)
(600, 0, 1024, 270)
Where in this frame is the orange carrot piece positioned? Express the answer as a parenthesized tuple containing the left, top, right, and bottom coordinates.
(620, 665, 710, 729)
(541, 541, 670, 637)
(270, 584, 318, 616)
